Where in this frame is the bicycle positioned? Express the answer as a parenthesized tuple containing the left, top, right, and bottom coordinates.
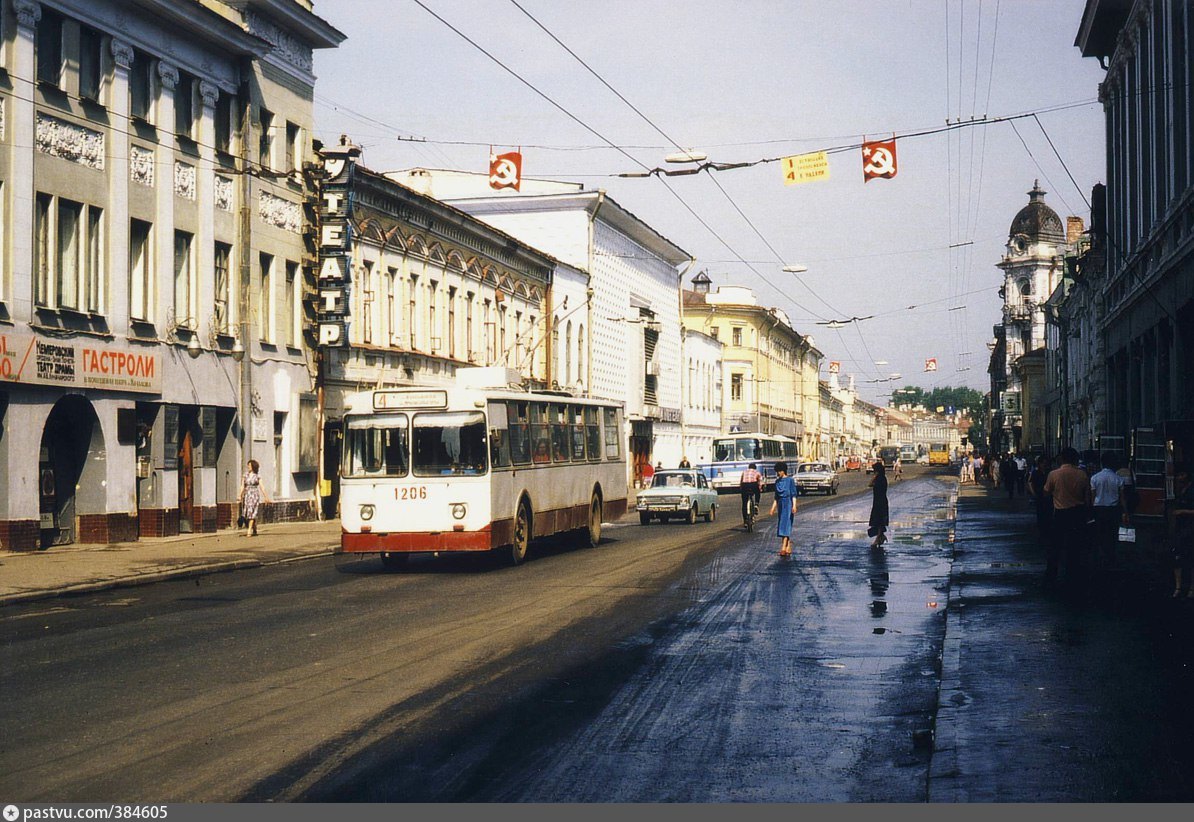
(744, 494, 758, 532)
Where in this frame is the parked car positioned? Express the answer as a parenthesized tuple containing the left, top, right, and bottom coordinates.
(845, 455, 864, 472)
(795, 461, 840, 495)
(636, 470, 719, 525)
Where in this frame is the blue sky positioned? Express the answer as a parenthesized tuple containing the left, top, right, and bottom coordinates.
(312, 0, 1108, 405)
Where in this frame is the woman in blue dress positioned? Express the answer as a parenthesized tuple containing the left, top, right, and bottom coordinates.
(768, 461, 799, 557)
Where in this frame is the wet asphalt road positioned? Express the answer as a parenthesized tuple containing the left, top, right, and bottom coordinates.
(337, 473, 957, 802)
(0, 469, 957, 802)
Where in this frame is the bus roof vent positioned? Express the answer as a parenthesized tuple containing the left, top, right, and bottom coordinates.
(456, 366, 522, 389)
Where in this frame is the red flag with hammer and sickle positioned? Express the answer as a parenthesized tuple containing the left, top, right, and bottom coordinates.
(862, 138, 897, 182)
(489, 151, 522, 191)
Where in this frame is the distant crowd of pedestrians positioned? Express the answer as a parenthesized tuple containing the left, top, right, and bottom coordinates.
(960, 446, 1194, 599)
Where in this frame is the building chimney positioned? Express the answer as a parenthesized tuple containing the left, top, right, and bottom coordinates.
(1066, 216, 1085, 245)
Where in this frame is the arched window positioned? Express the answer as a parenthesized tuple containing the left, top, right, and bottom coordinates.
(1019, 279, 1032, 298)
(552, 316, 560, 384)
(577, 323, 585, 389)
(565, 320, 573, 386)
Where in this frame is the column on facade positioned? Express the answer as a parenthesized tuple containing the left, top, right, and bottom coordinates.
(1, 1, 43, 542)
(154, 60, 179, 514)
(106, 39, 134, 332)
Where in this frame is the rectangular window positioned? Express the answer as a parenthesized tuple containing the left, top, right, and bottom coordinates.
(731, 373, 743, 402)
(604, 407, 621, 460)
(412, 411, 488, 477)
(449, 287, 458, 359)
(130, 50, 152, 122)
(215, 94, 234, 154)
(530, 403, 550, 465)
(342, 415, 409, 478)
(129, 219, 153, 321)
(428, 281, 438, 351)
(214, 242, 232, 333)
(408, 275, 419, 349)
(84, 206, 103, 313)
(387, 268, 399, 343)
(259, 253, 274, 342)
(550, 403, 570, 463)
(174, 72, 194, 138)
(508, 401, 531, 465)
(584, 407, 601, 461)
(285, 260, 298, 348)
(173, 231, 193, 326)
(487, 402, 511, 469)
(570, 405, 586, 461)
(36, 9, 63, 87)
(34, 194, 52, 306)
(258, 108, 274, 170)
(362, 261, 374, 345)
(79, 26, 104, 102)
(286, 121, 301, 174)
(732, 326, 743, 346)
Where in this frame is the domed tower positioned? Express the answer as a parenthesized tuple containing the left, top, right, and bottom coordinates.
(993, 181, 1068, 450)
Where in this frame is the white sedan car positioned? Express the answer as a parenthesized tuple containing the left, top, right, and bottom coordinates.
(636, 470, 719, 525)
(795, 461, 840, 495)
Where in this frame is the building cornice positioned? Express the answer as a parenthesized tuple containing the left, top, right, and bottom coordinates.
(223, 0, 347, 49)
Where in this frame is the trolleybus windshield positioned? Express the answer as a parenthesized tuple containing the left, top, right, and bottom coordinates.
(343, 414, 409, 478)
(412, 411, 489, 476)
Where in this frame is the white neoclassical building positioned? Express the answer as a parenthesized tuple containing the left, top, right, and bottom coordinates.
(394, 170, 694, 486)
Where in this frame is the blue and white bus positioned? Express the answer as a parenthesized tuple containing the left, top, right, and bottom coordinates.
(700, 433, 800, 492)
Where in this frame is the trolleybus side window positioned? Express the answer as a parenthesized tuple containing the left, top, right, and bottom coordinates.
(487, 402, 510, 468)
(584, 407, 601, 461)
(569, 405, 587, 461)
(412, 411, 488, 477)
(530, 403, 550, 464)
(508, 401, 531, 465)
(551, 403, 570, 463)
(343, 414, 408, 478)
(604, 407, 621, 460)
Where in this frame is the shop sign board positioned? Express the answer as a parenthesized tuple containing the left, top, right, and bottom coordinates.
(0, 331, 162, 394)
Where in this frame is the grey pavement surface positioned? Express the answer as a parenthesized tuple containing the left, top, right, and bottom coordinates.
(0, 520, 340, 606)
(932, 479, 1194, 801)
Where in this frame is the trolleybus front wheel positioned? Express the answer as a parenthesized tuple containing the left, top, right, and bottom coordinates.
(586, 492, 602, 547)
(509, 500, 531, 566)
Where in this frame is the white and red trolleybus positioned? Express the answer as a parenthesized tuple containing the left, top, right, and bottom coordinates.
(337, 376, 628, 568)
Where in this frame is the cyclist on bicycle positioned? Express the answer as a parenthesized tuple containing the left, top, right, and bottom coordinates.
(740, 462, 762, 526)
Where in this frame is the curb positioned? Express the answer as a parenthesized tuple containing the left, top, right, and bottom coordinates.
(927, 480, 964, 802)
(0, 549, 334, 608)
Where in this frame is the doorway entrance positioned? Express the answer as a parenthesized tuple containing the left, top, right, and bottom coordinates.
(178, 407, 198, 533)
(39, 395, 104, 548)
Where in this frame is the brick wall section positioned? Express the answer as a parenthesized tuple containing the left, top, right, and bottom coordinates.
(138, 508, 180, 538)
(0, 520, 41, 552)
(257, 500, 316, 524)
(192, 506, 219, 534)
(216, 502, 236, 530)
(77, 514, 140, 544)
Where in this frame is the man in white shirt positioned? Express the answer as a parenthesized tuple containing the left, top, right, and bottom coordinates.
(1014, 454, 1029, 496)
(1090, 452, 1127, 569)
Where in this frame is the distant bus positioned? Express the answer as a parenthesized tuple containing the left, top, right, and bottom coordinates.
(701, 433, 799, 492)
(928, 443, 950, 466)
(878, 445, 900, 468)
(337, 380, 628, 567)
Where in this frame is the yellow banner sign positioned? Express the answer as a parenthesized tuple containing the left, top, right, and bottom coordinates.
(782, 151, 830, 185)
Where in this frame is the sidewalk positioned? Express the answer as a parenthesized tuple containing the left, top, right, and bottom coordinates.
(931, 479, 1194, 801)
(0, 520, 341, 607)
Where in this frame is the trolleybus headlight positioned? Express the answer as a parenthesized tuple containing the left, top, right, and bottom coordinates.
(451, 503, 467, 520)
(359, 504, 375, 521)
